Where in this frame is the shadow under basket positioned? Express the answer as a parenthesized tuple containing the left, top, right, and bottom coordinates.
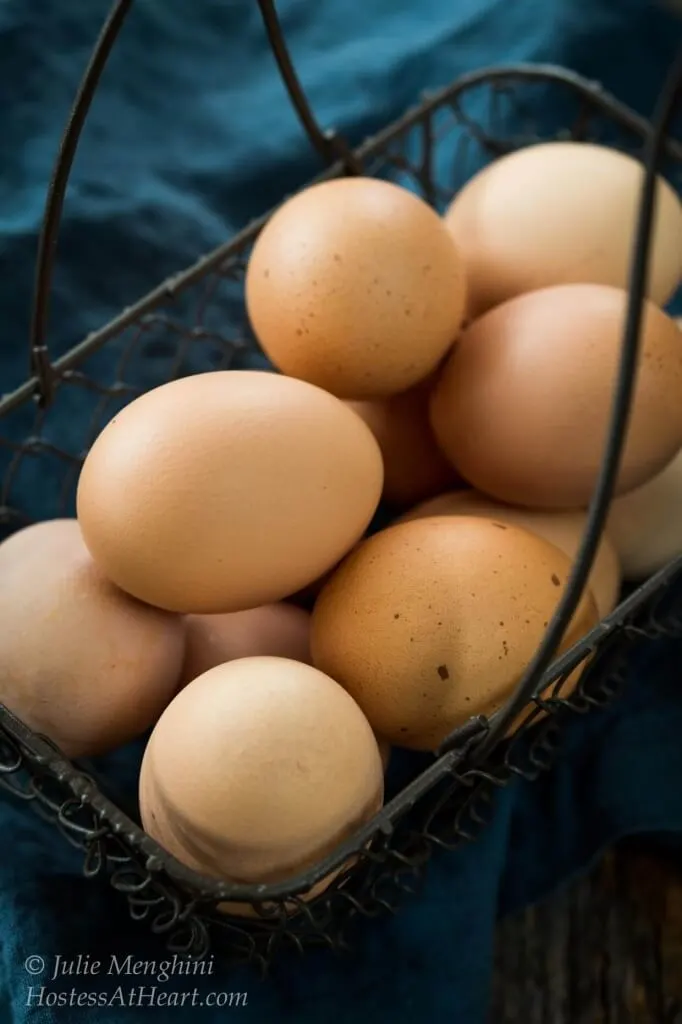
(2, 60, 682, 971)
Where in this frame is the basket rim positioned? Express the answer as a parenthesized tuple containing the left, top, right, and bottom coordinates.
(3, 60, 681, 418)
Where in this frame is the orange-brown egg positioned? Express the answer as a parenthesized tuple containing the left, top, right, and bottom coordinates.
(347, 378, 462, 508)
(0, 520, 185, 758)
(429, 285, 682, 509)
(444, 141, 682, 318)
(181, 603, 311, 686)
(139, 656, 384, 910)
(311, 516, 598, 751)
(140, 755, 356, 918)
(77, 371, 383, 614)
(245, 178, 467, 399)
(399, 489, 621, 618)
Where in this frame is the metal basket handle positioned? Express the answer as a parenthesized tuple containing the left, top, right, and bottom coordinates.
(27, 0, 359, 410)
(470, 45, 682, 758)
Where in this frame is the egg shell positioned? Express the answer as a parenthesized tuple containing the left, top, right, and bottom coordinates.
(77, 371, 383, 614)
(347, 378, 462, 508)
(139, 656, 384, 893)
(444, 141, 682, 318)
(399, 490, 621, 618)
(0, 520, 185, 759)
(606, 448, 682, 580)
(181, 603, 311, 687)
(245, 177, 467, 399)
(311, 516, 599, 751)
(140, 757, 354, 919)
(429, 284, 682, 509)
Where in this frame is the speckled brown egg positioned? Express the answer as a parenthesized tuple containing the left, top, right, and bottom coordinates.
(399, 489, 621, 618)
(0, 519, 185, 758)
(347, 377, 462, 508)
(444, 141, 682, 318)
(429, 285, 682, 509)
(77, 371, 383, 614)
(180, 603, 311, 686)
(139, 656, 384, 905)
(245, 178, 467, 399)
(311, 516, 598, 750)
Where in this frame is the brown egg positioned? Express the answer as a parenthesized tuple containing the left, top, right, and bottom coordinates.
(139, 656, 384, 912)
(399, 490, 621, 618)
(429, 285, 682, 509)
(77, 371, 383, 614)
(347, 378, 462, 508)
(0, 520, 185, 759)
(181, 603, 311, 686)
(140, 761, 356, 918)
(311, 516, 599, 751)
(444, 141, 682, 318)
(245, 178, 467, 399)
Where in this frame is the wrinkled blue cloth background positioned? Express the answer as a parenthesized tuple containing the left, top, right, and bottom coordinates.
(2, 1, 682, 1021)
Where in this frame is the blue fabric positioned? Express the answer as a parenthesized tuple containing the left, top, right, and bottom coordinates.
(2, 1, 682, 1021)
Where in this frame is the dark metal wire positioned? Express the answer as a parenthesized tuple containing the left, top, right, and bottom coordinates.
(28, 0, 134, 409)
(27, 0, 360, 414)
(256, 0, 363, 175)
(474, 42, 682, 758)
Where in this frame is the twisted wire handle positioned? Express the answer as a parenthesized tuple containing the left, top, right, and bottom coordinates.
(469, 42, 682, 759)
(27, 0, 358, 409)
(29, 0, 134, 408)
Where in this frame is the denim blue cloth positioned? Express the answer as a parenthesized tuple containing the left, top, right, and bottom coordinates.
(1, 1, 682, 1021)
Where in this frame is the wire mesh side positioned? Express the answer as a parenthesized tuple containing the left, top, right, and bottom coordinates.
(1, 552, 681, 964)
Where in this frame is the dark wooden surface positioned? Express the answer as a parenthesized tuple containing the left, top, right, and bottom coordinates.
(491, 846, 682, 1022)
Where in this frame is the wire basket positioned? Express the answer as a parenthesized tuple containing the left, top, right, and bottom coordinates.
(1, 0, 682, 970)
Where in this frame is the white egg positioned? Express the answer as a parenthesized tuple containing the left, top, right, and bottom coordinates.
(606, 449, 682, 580)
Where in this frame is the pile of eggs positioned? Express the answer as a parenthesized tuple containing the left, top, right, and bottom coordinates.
(2, 140, 682, 911)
